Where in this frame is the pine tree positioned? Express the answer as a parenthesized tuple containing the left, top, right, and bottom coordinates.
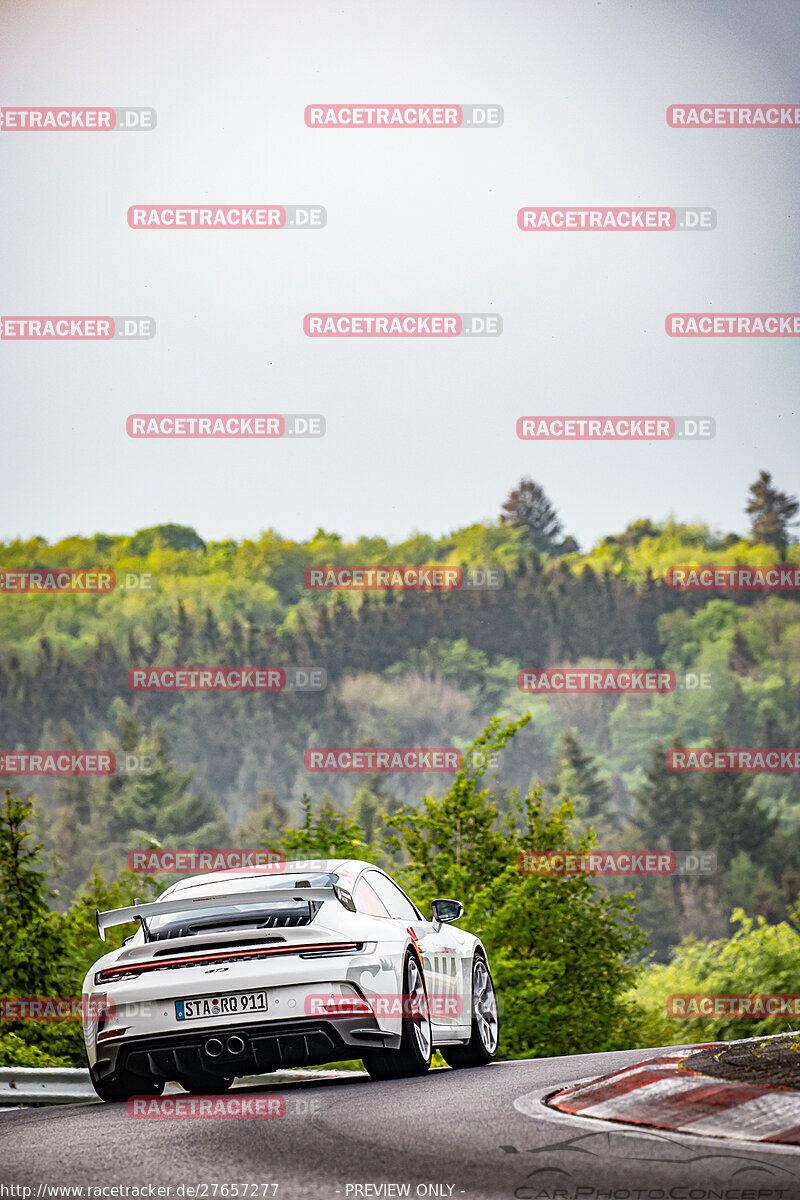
(547, 729, 616, 828)
(175, 600, 193, 663)
(500, 479, 564, 554)
(0, 790, 69, 996)
(746, 471, 798, 560)
(694, 755, 776, 871)
(729, 628, 758, 675)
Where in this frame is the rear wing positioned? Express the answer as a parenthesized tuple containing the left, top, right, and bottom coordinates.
(95, 885, 338, 941)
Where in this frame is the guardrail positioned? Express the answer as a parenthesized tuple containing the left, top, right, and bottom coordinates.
(0, 1067, 93, 1105)
(0, 1065, 362, 1106)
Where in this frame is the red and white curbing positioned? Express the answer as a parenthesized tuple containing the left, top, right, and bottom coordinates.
(547, 1047, 800, 1144)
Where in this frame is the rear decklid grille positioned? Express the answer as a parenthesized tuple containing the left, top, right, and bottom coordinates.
(117, 929, 289, 963)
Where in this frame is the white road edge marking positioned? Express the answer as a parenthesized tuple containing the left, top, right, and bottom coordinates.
(512, 1082, 800, 1157)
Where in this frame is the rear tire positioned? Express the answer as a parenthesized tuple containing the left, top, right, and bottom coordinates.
(362, 952, 432, 1080)
(91, 1068, 164, 1103)
(440, 955, 499, 1069)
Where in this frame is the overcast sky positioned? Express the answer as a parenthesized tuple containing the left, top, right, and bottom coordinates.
(1, 0, 798, 549)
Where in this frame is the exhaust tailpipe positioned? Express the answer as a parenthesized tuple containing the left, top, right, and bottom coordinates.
(205, 1037, 224, 1058)
(226, 1035, 246, 1056)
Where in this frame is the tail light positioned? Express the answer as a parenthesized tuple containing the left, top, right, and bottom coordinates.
(95, 941, 364, 984)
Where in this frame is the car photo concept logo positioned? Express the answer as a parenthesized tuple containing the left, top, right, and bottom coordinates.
(504, 1127, 800, 1198)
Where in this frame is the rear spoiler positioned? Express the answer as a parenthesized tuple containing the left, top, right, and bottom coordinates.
(95, 885, 338, 941)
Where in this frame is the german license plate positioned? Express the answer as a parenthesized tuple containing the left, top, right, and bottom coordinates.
(175, 991, 268, 1021)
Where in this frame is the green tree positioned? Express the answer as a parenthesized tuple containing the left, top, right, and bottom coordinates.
(386, 716, 647, 1058)
(234, 786, 288, 852)
(693, 755, 776, 873)
(278, 794, 374, 862)
(0, 788, 162, 1066)
(0, 790, 69, 997)
(48, 722, 230, 891)
(547, 729, 616, 829)
(385, 716, 531, 904)
(0, 790, 78, 1063)
(63, 867, 159, 990)
(127, 524, 206, 556)
(746, 471, 798, 560)
(632, 909, 800, 1045)
(500, 479, 564, 554)
(635, 740, 775, 874)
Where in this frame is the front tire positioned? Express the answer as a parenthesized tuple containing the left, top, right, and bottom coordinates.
(441, 955, 499, 1069)
(91, 1068, 164, 1103)
(362, 952, 432, 1080)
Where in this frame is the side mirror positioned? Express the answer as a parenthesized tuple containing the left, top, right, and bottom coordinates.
(432, 899, 464, 924)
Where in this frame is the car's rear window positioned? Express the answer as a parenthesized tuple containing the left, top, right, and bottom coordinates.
(146, 872, 335, 939)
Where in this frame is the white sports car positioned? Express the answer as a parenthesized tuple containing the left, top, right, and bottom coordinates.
(83, 859, 499, 1101)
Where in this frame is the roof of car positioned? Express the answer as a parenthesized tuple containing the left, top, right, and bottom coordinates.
(165, 858, 377, 895)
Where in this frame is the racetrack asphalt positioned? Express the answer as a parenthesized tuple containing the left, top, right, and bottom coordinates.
(2, 1045, 800, 1199)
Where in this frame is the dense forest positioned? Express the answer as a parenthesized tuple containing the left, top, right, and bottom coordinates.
(1, 473, 799, 965)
